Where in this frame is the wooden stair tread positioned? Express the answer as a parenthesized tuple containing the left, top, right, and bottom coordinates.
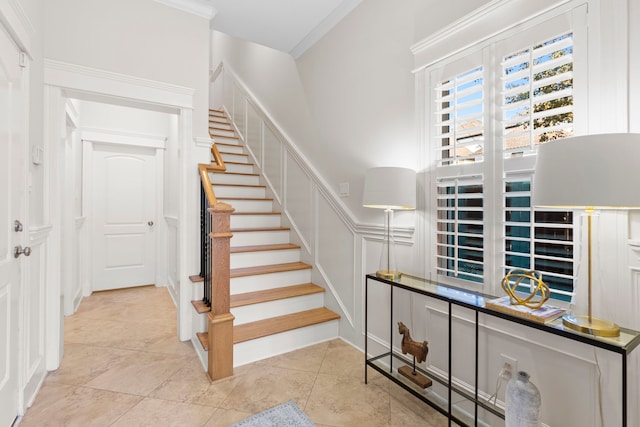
(234, 307, 340, 344)
(217, 196, 273, 201)
(214, 143, 245, 150)
(196, 332, 209, 351)
(231, 226, 290, 233)
(212, 183, 265, 189)
(210, 133, 238, 138)
(232, 211, 281, 216)
(230, 283, 323, 308)
(231, 243, 300, 253)
(222, 161, 254, 166)
(212, 172, 259, 178)
(231, 261, 311, 278)
(191, 300, 210, 314)
(218, 150, 247, 156)
(189, 274, 203, 283)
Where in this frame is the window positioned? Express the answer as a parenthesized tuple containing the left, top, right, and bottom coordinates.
(502, 33, 574, 155)
(435, 66, 484, 166)
(436, 177, 484, 282)
(427, 20, 581, 300)
(504, 176, 575, 301)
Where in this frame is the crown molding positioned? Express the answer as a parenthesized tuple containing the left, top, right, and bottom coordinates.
(154, 0, 217, 20)
(290, 0, 362, 59)
(410, 0, 575, 72)
(0, 0, 35, 55)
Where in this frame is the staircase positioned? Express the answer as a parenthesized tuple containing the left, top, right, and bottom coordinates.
(194, 109, 340, 368)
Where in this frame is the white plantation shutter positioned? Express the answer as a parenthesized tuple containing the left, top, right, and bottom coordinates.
(503, 174, 576, 301)
(502, 33, 574, 155)
(436, 176, 484, 283)
(435, 66, 484, 166)
(426, 8, 584, 296)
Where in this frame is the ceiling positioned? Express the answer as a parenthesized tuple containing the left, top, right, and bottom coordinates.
(156, 0, 361, 58)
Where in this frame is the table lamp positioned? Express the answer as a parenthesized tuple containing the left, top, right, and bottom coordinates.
(363, 167, 416, 280)
(532, 133, 640, 337)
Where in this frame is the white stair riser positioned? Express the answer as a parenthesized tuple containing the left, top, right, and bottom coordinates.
(231, 229, 289, 246)
(213, 185, 265, 199)
(232, 293, 325, 325)
(214, 144, 244, 155)
(220, 199, 273, 213)
(220, 153, 250, 163)
(223, 163, 254, 174)
(212, 134, 240, 145)
(211, 173, 260, 186)
(233, 322, 339, 367)
(191, 336, 208, 372)
(231, 248, 300, 269)
(212, 135, 241, 145)
(210, 122, 232, 130)
(231, 214, 281, 229)
(231, 269, 311, 294)
(211, 128, 236, 137)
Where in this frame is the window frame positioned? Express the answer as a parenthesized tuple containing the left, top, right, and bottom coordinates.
(421, 4, 588, 299)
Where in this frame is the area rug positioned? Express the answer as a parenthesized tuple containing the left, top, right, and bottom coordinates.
(229, 401, 316, 427)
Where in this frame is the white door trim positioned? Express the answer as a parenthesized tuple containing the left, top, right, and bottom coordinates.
(43, 60, 199, 368)
(84, 136, 165, 292)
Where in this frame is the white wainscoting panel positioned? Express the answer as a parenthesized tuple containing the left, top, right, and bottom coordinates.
(263, 124, 283, 202)
(422, 299, 621, 426)
(245, 101, 262, 168)
(284, 154, 313, 252)
(316, 194, 356, 327)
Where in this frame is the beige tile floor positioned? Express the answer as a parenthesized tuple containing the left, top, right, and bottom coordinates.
(18, 285, 447, 427)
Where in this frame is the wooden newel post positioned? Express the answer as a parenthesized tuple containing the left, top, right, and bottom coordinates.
(207, 202, 235, 381)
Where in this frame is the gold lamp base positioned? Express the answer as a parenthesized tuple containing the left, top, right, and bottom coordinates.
(562, 314, 620, 337)
(376, 269, 402, 281)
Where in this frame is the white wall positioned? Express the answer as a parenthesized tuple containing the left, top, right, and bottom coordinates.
(211, 0, 640, 425)
(43, 0, 210, 139)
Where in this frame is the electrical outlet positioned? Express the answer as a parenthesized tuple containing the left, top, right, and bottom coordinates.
(500, 354, 517, 380)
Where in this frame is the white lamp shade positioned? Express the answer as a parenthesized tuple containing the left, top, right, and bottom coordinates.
(532, 133, 640, 209)
(363, 167, 416, 210)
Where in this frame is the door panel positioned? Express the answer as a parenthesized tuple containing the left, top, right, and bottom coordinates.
(0, 24, 24, 426)
(92, 144, 157, 291)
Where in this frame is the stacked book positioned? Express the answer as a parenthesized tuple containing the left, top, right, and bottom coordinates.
(485, 295, 566, 324)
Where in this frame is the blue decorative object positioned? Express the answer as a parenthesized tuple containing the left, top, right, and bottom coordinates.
(230, 401, 316, 427)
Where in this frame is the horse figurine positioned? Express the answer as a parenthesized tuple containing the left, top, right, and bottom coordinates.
(398, 322, 431, 388)
(398, 322, 428, 364)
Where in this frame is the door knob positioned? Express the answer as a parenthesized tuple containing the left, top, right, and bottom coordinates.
(14, 220, 23, 232)
(148, 221, 154, 226)
(14, 245, 31, 258)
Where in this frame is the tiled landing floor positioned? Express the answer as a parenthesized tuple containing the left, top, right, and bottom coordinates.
(18, 285, 447, 426)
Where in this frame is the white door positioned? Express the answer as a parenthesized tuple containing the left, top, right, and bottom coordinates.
(0, 25, 26, 426)
(91, 143, 157, 291)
